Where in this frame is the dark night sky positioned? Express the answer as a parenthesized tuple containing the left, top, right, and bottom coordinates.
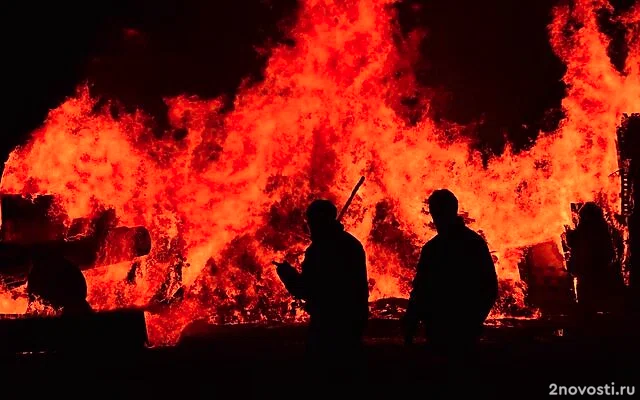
(0, 0, 635, 172)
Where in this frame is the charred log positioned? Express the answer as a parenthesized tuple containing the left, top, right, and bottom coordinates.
(0, 194, 67, 243)
(149, 255, 186, 308)
(0, 227, 151, 287)
(0, 194, 152, 288)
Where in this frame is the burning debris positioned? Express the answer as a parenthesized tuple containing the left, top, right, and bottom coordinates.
(0, 194, 151, 312)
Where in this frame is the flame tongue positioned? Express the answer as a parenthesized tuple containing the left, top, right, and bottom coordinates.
(1, 0, 638, 345)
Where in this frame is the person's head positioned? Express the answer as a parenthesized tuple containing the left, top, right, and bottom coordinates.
(578, 202, 606, 227)
(306, 199, 339, 238)
(428, 189, 459, 233)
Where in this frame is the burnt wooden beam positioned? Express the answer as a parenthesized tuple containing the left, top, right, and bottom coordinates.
(0, 194, 151, 287)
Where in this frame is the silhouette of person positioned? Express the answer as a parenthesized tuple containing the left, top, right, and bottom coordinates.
(404, 189, 498, 355)
(566, 202, 621, 315)
(27, 251, 92, 316)
(273, 199, 369, 378)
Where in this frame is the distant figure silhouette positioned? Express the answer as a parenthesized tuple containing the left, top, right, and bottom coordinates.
(566, 202, 622, 315)
(273, 199, 369, 377)
(404, 189, 498, 354)
(27, 251, 92, 316)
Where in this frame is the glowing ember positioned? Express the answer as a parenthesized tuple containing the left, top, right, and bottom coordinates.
(0, 0, 638, 345)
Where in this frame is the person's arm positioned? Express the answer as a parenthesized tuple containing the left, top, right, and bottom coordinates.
(404, 246, 428, 344)
(273, 263, 303, 300)
(275, 262, 304, 298)
(565, 229, 578, 275)
(351, 243, 369, 320)
(476, 240, 499, 318)
(274, 248, 313, 300)
(604, 231, 617, 267)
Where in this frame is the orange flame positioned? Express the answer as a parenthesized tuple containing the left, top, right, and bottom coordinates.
(1, 0, 639, 345)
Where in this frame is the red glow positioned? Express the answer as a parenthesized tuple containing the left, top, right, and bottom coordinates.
(1, 0, 639, 345)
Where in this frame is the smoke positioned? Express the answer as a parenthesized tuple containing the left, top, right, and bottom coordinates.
(395, 0, 568, 159)
(85, 0, 300, 136)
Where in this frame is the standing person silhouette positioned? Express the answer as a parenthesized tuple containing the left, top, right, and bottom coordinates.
(566, 202, 621, 316)
(404, 189, 498, 356)
(273, 199, 369, 381)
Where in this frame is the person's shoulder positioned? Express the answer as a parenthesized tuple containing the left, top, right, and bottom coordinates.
(462, 226, 489, 247)
(463, 225, 483, 238)
(342, 230, 365, 250)
(422, 234, 440, 252)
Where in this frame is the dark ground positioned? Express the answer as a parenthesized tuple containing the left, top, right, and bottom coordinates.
(1, 1, 638, 397)
(0, 315, 638, 399)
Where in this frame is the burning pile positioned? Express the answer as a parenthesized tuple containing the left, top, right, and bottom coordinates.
(0, 0, 638, 345)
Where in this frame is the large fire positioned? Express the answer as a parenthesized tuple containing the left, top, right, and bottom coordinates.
(0, 0, 638, 345)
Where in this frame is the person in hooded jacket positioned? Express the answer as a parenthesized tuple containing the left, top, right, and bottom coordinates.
(274, 199, 369, 378)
